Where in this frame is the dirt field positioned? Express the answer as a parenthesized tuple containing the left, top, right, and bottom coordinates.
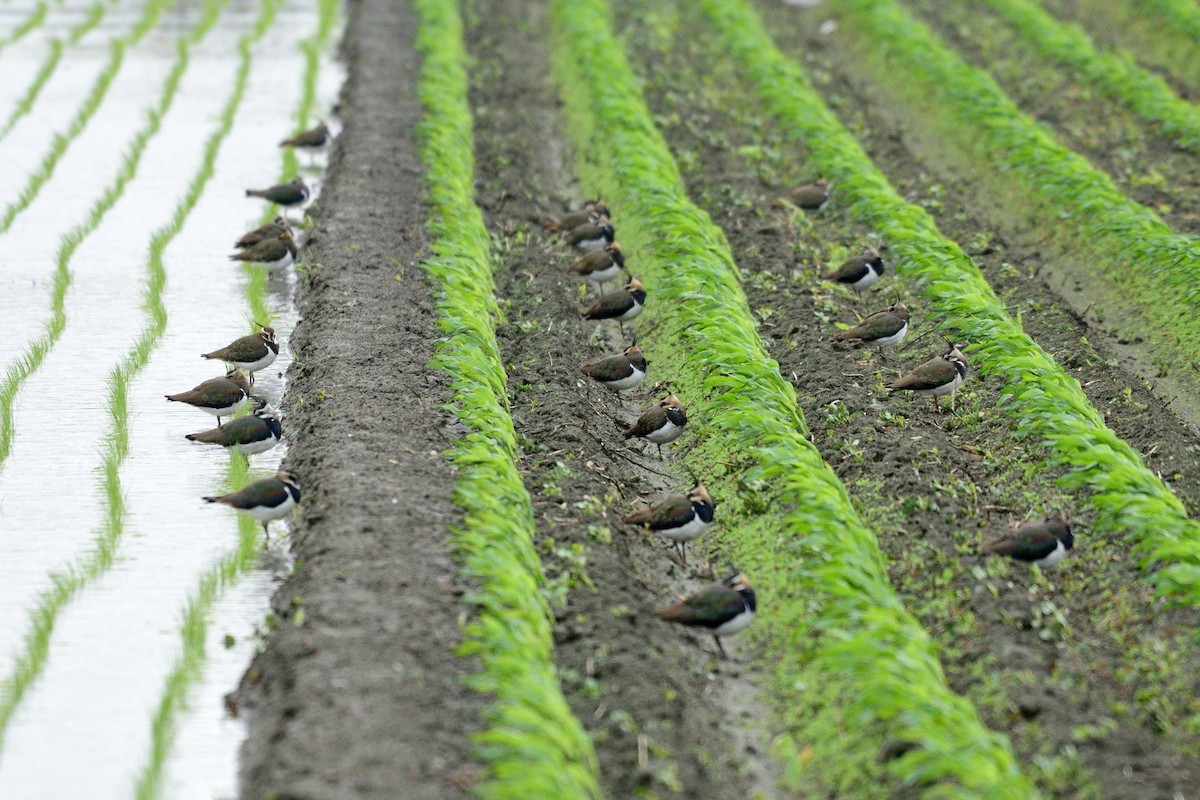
(233, 0, 1200, 797)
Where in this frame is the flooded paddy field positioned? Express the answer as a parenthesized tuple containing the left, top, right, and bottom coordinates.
(8, 0, 1200, 798)
(0, 0, 340, 796)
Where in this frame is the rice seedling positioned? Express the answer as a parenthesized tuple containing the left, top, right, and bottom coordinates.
(0, 0, 56, 53)
(0, 0, 118, 140)
(1062, 0, 1200, 93)
(415, 0, 603, 796)
(696, 0, 1200, 607)
(0, 0, 227, 475)
(970, 0, 1200, 152)
(824, 0, 1200, 379)
(0, 0, 173, 233)
(0, 0, 233, 752)
(549, 0, 1036, 795)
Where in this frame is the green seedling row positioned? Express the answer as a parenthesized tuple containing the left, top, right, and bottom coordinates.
(414, 1, 604, 797)
(972, 0, 1200, 151)
(0, 0, 232, 751)
(549, 0, 1035, 796)
(0, 0, 119, 140)
(697, 0, 1200, 605)
(0, 0, 57, 53)
(0, 0, 208, 472)
(0, 0, 174, 233)
(133, 0, 318, 793)
(1066, 0, 1200, 93)
(826, 0, 1200, 381)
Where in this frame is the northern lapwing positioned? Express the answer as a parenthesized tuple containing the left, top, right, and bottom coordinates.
(280, 121, 331, 151)
(623, 394, 687, 456)
(564, 219, 615, 253)
(831, 302, 909, 355)
(822, 247, 885, 295)
(201, 326, 280, 384)
(234, 216, 291, 249)
(656, 571, 756, 660)
(583, 277, 646, 335)
(228, 230, 298, 272)
(566, 242, 624, 293)
(580, 344, 647, 391)
(203, 469, 300, 538)
(622, 483, 715, 563)
(165, 370, 253, 423)
(544, 199, 609, 233)
(245, 177, 309, 216)
(782, 178, 830, 210)
(888, 343, 968, 413)
(979, 517, 1074, 568)
(186, 405, 281, 455)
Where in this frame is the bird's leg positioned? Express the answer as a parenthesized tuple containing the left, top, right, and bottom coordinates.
(677, 541, 688, 565)
(618, 320, 625, 337)
(656, 443, 663, 458)
(217, 416, 223, 425)
(714, 636, 728, 661)
(261, 521, 270, 540)
(951, 388, 958, 413)
(933, 395, 941, 414)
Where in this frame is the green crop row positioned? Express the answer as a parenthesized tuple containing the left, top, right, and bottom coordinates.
(127, 0, 288, 794)
(0, 0, 55, 53)
(0, 0, 211, 473)
(0, 0, 117, 140)
(971, 0, 1200, 151)
(549, 0, 1035, 796)
(0, 0, 172, 233)
(1063, 0, 1200, 93)
(414, 1, 603, 797)
(0, 0, 232, 753)
(827, 0, 1200, 369)
(697, 0, 1200, 604)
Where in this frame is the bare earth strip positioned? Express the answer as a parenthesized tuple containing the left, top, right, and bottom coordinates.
(234, 0, 479, 796)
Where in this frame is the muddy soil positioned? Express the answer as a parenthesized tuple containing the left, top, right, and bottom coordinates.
(612, 0, 1200, 796)
(234, 0, 480, 797)
(462, 0, 779, 796)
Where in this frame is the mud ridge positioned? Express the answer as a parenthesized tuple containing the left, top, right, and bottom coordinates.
(235, 0, 479, 797)
(462, 0, 780, 796)
(613, 0, 1200, 796)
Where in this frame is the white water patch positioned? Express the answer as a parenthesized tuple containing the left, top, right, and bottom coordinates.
(0, 5, 161, 350)
(0, 1, 156, 202)
(0, 0, 342, 792)
(0, 4, 293, 800)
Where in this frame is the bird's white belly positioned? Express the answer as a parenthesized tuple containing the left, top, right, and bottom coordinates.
(586, 263, 621, 284)
(233, 351, 277, 373)
(851, 268, 880, 290)
(615, 302, 643, 322)
(657, 516, 710, 542)
(1033, 540, 1068, 568)
(605, 366, 645, 391)
(871, 322, 907, 348)
(645, 419, 683, 443)
(576, 236, 607, 252)
(236, 433, 280, 455)
(204, 396, 249, 418)
(713, 609, 754, 637)
(245, 493, 296, 521)
(914, 372, 962, 397)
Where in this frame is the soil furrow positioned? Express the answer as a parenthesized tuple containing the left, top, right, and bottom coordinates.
(234, 0, 479, 797)
(462, 0, 777, 796)
(613, 0, 1200, 796)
